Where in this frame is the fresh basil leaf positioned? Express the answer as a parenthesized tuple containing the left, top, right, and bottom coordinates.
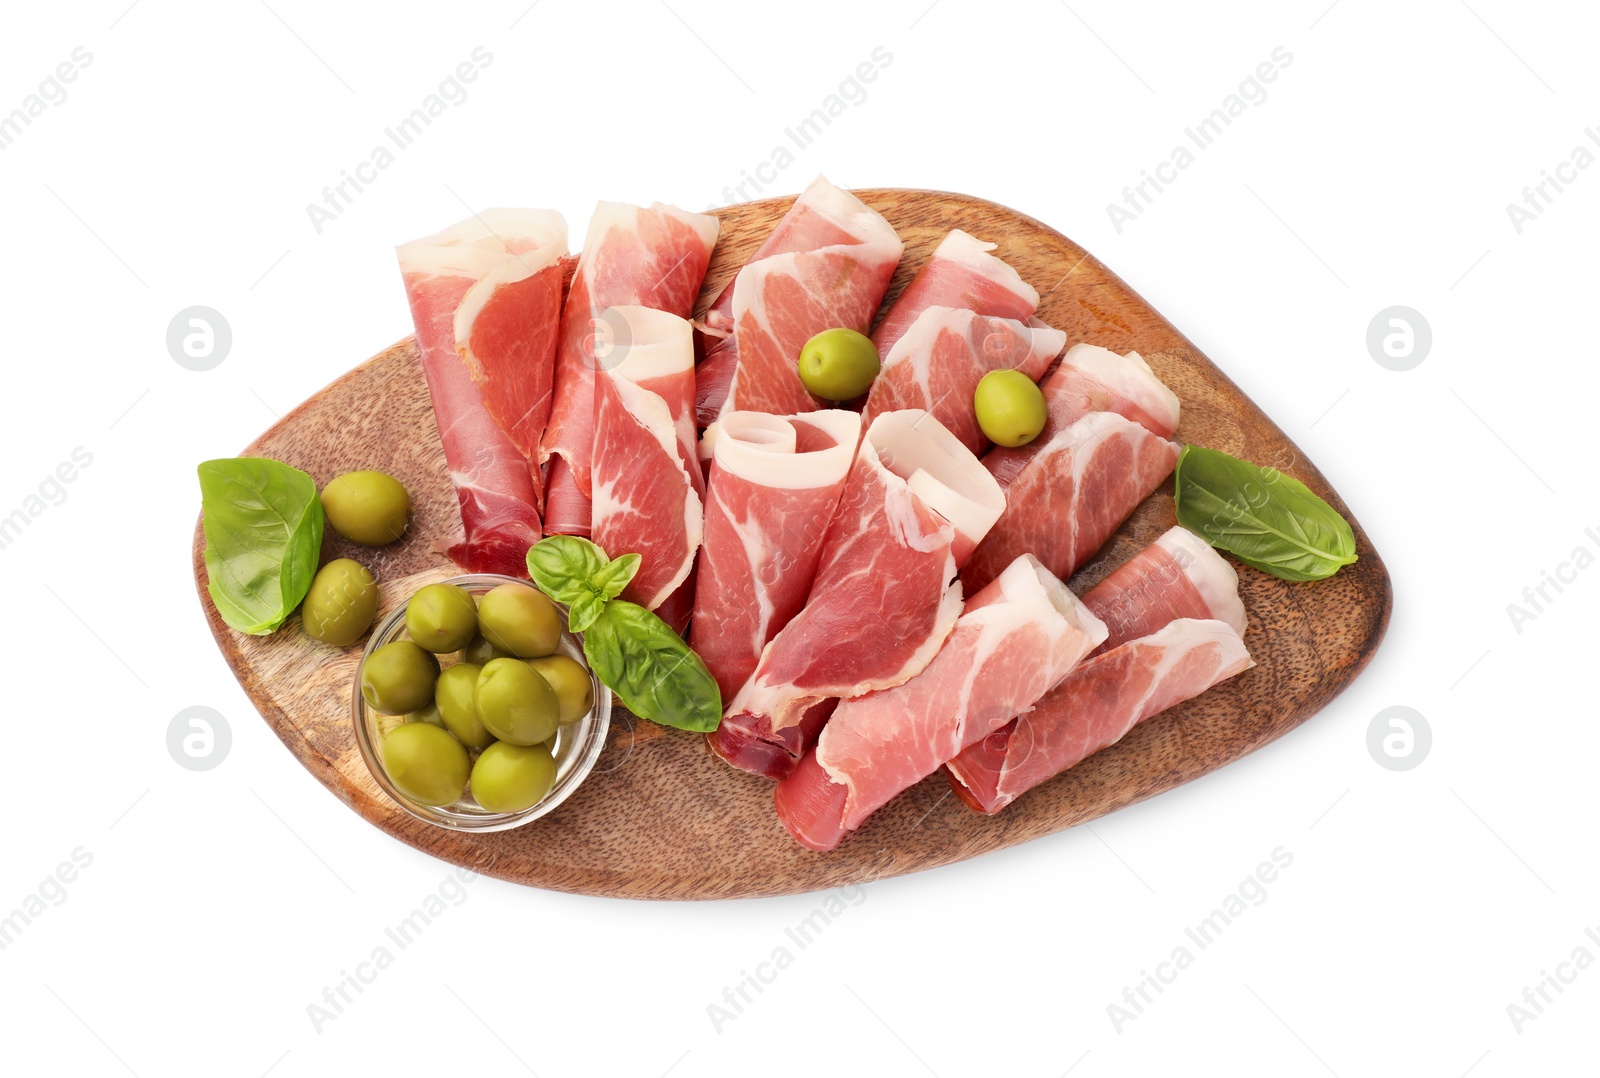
(583, 601, 722, 732)
(1174, 445, 1358, 582)
(526, 535, 608, 606)
(567, 591, 608, 635)
(198, 457, 325, 634)
(590, 552, 641, 600)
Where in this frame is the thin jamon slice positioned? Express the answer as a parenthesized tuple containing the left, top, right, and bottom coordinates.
(961, 412, 1181, 594)
(712, 410, 1005, 778)
(397, 211, 559, 574)
(945, 618, 1253, 814)
(541, 202, 719, 536)
(451, 212, 567, 468)
(946, 528, 1250, 813)
(698, 175, 865, 341)
(589, 307, 703, 627)
(870, 229, 1039, 356)
(1082, 525, 1246, 654)
(696, 176, 903, 425)
(774, 555, 1108, 851)
(690, 409, 862, 702)
(861, 307, 1065, 455)
(983, 344, 1181, 487)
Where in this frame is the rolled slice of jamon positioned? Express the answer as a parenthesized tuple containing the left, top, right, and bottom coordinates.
(589, 307, 704, 631)
(861, 306, 1065, 455)
(982, 344, 1181, 488)
(689, 409, 862, 703)
(946, 619, 1252, 814)
(1081, 525, 1246, 654)
(945, 526, 1251, 813)
(712, 409, 1005, 779)
(451, 211, 567, 469)
(696, 176, 903, 426)
(698, 176, 867, 341)
(774, 554, 1109, 851)
(397, 211, 563, 574)
(961, 411, 1182, 594)
(541, 202, 719, 537)
(869, 229, 1039, 357)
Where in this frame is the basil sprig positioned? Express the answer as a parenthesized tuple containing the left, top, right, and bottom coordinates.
(198, 457, 325, 634)
(527, 534, 641, 632)
(526, 536, 721, 732)
(1174, 445, 1357, 582)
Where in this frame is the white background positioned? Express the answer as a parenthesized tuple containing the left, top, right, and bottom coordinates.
(2, 1, 1595, 1075)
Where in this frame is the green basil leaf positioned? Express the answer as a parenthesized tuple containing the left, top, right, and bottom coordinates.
(567, 591, 608, 635)
(526, 535, 608, 606)
(590, 552, 641, 600)
(1174, 445, 1358, 582)
(583, 601, 722, 732)
(198, 457, 324, 635)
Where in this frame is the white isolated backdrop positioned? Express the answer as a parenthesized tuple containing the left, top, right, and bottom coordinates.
(1, 0, 1594, 1075)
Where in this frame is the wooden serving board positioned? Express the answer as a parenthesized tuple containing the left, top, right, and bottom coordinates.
(193, 189, 1391, 900)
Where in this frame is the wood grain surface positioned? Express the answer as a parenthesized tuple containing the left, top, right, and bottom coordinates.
(192, 189, 1392, 900)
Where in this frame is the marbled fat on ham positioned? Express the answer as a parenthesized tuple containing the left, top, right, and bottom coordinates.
(397, 211, 559, 575)
(870, 229, 1039, 357)
(713, 410, 1005, 778)
(962, 411, 1181, 594)
(542, 202, 719, 537)
(589, 307, 704, 629)
(690, 410, 862, 703)
(862, 306, 1065, 455)
(774, 555, 1108, 851)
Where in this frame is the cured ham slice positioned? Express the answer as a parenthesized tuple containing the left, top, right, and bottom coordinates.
(397, 211, 560, 574)
(541, 202, 719, 536)
(699, 175, 866, 341)
(589, 306, 703, 626)
(712, 410, 1005, 778)
(983, 344, 1181, 487)
(774, 555, 1108, 851)
(961, 412, 1181, 594)
(946, 619, 1252, 814)
(451, 212, 567, 467)
(946, 527, 1250, 813)
(870, 229, 1039, 357)
(1082, 525, 1246, 653)
(861, 307, 1065, 455)
(696, 176, 903, 425)
(689, 410, 862, 702)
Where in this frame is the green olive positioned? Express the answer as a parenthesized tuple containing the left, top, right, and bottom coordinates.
(382, 722, 469, 807)
(475, 657, 559, 746)
(476, 583, 562, 658)
(360, 641, 439, 714)
(405, 584, 478, 653)
(460, 635, 512, 666)
(321, 470, 410, 546)
(301, 558, 378, 647)
(527, 655, 593, 724)
(469, 741, 556, 813)
(407, 701, 447, 729)
(797, 327, 880, 401)
(974, 369, 1048, 448)
(435, 663, 494, 751)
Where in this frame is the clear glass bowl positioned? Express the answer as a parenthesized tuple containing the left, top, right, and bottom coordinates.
(352, 573, 612, 832)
